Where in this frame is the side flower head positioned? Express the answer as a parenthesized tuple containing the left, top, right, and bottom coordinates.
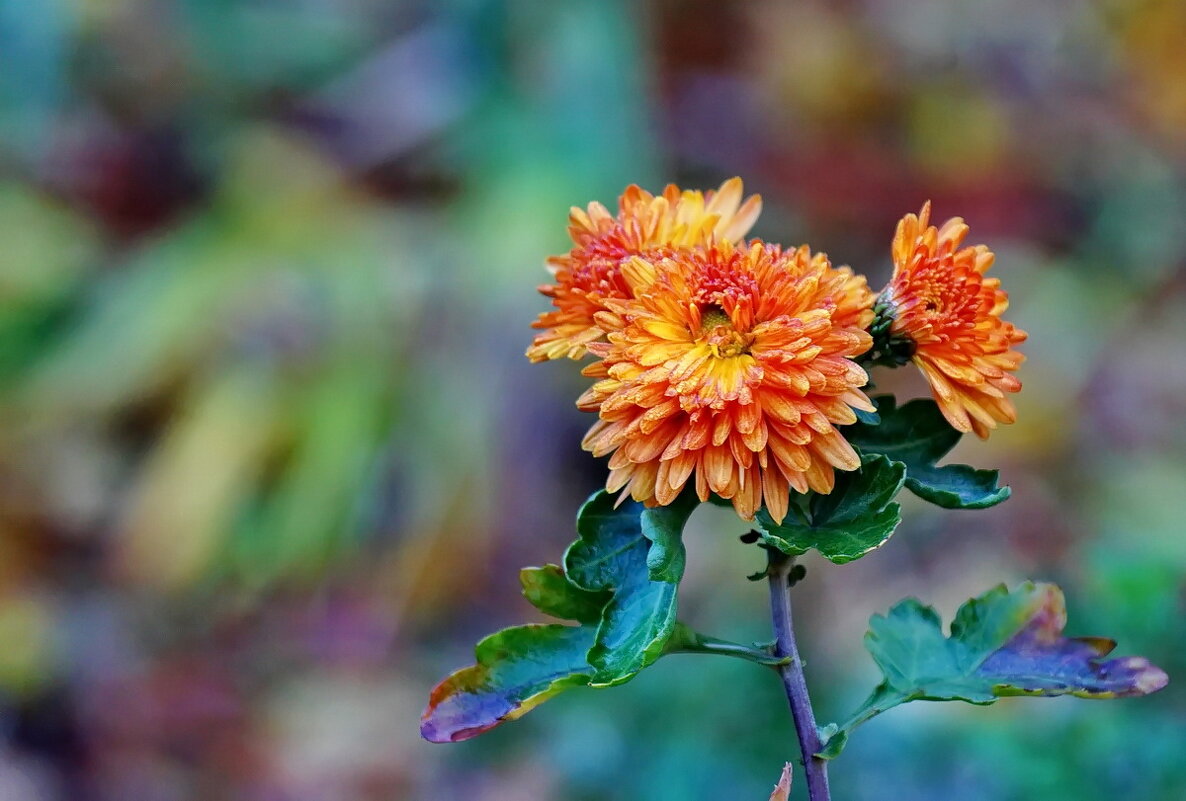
(527, 178, 762, 362)
(577, 240, 875, 523)
(878, 202, 1027, 438)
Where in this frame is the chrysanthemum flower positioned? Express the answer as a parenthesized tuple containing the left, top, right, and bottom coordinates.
(527, 178, 762, 362)
(577, 241, 875, 523)
(877, 202, 1027, 438)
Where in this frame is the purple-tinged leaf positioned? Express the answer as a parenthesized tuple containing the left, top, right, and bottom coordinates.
(421, 623, 595, 743)
(819, 581, 1168, 759)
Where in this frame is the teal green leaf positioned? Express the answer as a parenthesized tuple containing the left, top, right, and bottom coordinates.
(755, 454, 905, 564)
(422, 492, 712, 742)
(852, 405, 880, 426)
(641, 490, 699, 582)
(845, 396, 1010, 509)
(565, 490, 697, 686)
(520, 564, 610, 624)
(819, 581, 1169, 758)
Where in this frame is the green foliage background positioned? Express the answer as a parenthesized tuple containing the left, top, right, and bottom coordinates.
(0, 1, 1183, 799)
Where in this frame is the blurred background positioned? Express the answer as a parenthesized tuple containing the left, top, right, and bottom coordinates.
(0, 1, 1184, 799)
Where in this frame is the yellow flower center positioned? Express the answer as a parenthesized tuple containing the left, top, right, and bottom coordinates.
(699, 304, 751, 358)
(699, 305, 732, 330)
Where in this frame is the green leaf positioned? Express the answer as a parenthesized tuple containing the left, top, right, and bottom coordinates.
(421, 563, 607, 743)
(820, 581, 1169, 758)
(519, 564, 610, 624)
(420, 621, 597, 743)
(641, 492, 698, 582)
(845, 396, 1010, 509)
(754, 454, 905, 564)
(422, 492, 713, 741)
(565, 490, 697, 686)
(852, 405, 880, 426)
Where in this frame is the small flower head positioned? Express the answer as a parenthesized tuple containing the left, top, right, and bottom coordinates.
(578, 241, 874, 523)
(527, 179, 762, 362)
(879, 202, 1027, 438)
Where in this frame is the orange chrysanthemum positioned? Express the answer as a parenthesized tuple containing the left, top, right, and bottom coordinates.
(527, 178, 762, 362)
(878, 202, 1027, 438)
(577, 241, 875, 523)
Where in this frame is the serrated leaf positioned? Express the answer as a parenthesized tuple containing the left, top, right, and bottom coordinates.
(421, 564, 605, 743)
(420, 622, 596, 743)
(819, 581, 1169, 758)
(755, 454, 905, 564)
(520, 564, 610, 625)
(423, 492, 706, 742)
(845, 395, 1010, 509)
(565, 490, 697, 686)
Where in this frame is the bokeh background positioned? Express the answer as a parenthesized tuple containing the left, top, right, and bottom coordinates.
(1, 1, 1184, 799)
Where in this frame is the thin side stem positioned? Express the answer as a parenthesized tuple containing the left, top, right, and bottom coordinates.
(667, 625, 791, 667)
(767, 551, 830, 801)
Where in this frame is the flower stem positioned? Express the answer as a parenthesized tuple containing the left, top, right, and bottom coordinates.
(767, 550, 831, 801)
(667, 623, 791, 667)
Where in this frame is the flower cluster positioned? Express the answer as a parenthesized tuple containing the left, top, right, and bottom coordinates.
(529, 181, 1025, 522)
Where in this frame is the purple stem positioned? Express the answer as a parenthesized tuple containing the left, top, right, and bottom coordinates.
(767, 552, 830, 801)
